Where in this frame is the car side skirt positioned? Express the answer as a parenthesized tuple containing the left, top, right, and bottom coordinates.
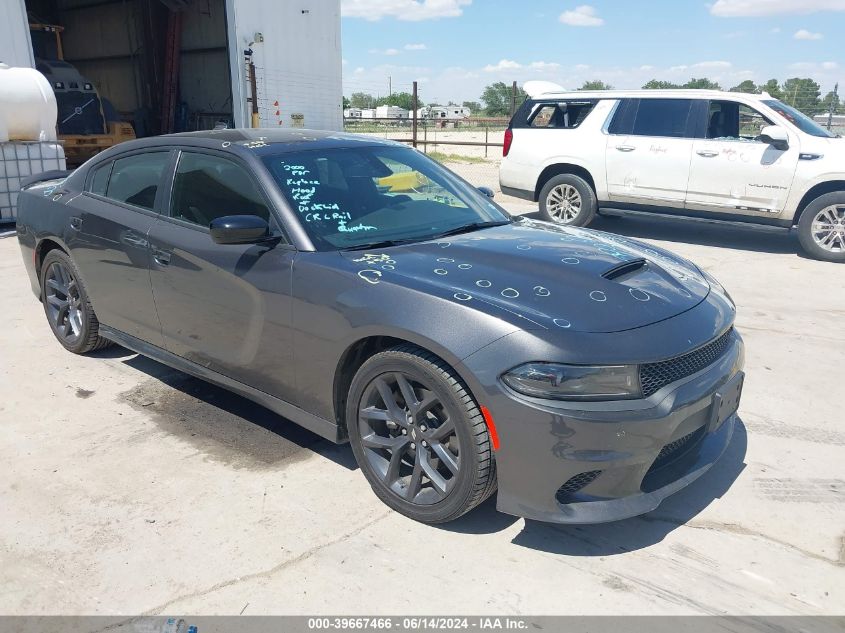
(99, 325, 345, 444)
(500, 185, 535, 202)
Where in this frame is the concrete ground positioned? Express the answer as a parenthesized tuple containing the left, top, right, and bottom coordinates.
(1, 210, 844, 617)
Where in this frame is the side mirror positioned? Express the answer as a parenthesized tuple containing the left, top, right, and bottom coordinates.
(477, 186, 495, 199)
(759, 125, 789, 151)
(209, 215, 271, 245)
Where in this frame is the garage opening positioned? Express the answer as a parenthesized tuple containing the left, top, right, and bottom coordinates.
(25, 0, 235, 164)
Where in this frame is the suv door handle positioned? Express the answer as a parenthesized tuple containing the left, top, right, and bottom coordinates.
(615, 145, 636, 152)
(696, 149, 719, 157)
(69, 216, 83, 231)
(153, 248, 172, 266)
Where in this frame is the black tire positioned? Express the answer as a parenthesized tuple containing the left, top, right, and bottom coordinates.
(797, 192, 845, 263)
(346, 344, 496, 523)
(538, 173, 597, 227)
(40, 249, 113, 354)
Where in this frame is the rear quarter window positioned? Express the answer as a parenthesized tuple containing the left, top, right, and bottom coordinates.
(514, 99, 597, 129)
(88, 161, 112, 196)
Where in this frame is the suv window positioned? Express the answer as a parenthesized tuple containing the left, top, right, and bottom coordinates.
(170, 152, 272, 228)
(105, 152, 170, 210)
(708, 100, 772, 141)
(609, 98, 696, 138)
(519, 100, 596, 129)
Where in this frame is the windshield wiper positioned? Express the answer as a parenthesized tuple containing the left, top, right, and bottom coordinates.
(343, 237, 424, 251)
(429, 220, 510, 239)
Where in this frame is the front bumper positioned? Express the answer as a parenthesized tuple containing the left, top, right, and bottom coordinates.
(463, 329, 744, 524)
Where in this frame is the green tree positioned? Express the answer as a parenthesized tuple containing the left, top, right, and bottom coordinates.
(782, 77, 822, 115)
(480, 82, 526, 116)
(642, 79, 681, 89)
(342, 96, 351, 110)
(821, 90, 841, 115)
(730, 79, 759, 93)
(462, 100, 481, 114)
(374, 92, 418, 111)
(349, 92, 375, 109)
(580, 80, 614, 90)
(683, 77, 722, 90)
(759, 79, 783, 100)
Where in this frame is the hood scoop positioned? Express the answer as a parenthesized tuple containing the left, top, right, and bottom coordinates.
(602, 258, 648, 281)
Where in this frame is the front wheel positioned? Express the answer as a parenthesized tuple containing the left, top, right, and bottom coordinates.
(797, 193, 845, 262)
(538, 173, 597, 227)
(346, 345, 496, 523)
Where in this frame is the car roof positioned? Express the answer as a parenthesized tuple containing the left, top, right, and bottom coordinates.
(111, 128, 405, 157)
(528, 89, 775, 101)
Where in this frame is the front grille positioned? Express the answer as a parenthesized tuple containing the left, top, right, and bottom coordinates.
(639, 328, 734, 397)
(555, 470, 601, 503)
(649, 426, 706, 472)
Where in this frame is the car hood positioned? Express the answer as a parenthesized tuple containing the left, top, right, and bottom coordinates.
(340, 218, 711, 333)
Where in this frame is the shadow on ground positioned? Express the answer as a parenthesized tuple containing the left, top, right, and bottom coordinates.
(443, 419, 748, 555)
(518, 209, 800, 257)
(115, 349, 357, 472)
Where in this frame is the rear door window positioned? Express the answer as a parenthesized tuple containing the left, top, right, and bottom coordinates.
(609, 98, 698, 138)
(105, 152, 171, 211)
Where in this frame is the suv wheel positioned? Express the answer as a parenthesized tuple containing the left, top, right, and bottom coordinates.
(797, 192, 845, 263)
(346, 345, 497, 523)
(538, 174, 597, 227)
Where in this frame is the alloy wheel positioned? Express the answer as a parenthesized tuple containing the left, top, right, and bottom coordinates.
(546, 184, 582, 223)
(811, 204, 845, 253)
(358, 372, 461, 505)
(44, 261, 83, 344)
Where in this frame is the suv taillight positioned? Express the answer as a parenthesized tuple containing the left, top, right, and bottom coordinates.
(503, 128, 513, 157)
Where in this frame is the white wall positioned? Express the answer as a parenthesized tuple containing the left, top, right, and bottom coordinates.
(0, 0, 34, 69)
(226, 0, 342, 131)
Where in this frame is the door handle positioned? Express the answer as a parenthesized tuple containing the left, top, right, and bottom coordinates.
(69, 217, 83, 231)
(153, 249, 172, 266)
(696, 150, 719, 157)
(615, 145, 636, 152)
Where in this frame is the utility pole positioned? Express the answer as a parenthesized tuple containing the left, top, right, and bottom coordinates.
(388, 75, 392, 98)
(412, 81, 418, 149)
(827, 83, 839, 131)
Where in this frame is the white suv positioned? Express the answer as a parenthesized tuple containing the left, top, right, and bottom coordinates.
(499, 86, 845, 262)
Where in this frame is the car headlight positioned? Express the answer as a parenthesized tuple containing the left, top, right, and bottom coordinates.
(700, 268, 734, 306)
(501, 363, 641, 401)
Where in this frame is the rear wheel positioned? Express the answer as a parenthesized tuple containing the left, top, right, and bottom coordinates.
(346, 345, 496, 523)
(538, 173, 597, 227)
(797, 192, 845, 263)
(40, 249, 113, 354)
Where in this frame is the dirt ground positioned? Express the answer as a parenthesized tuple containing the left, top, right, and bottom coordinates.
(1, 209, 844, 617)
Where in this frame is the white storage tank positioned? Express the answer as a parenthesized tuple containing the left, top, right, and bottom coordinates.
(0, 63, 58, 142)
(0, 141, 66, 222)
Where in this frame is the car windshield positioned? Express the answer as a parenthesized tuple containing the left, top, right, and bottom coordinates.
(763, 99, 836, 138)
(262, 144, 510, 250)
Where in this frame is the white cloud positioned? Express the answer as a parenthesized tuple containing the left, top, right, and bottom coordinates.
(483, 59, 522, 72)
(769, 27, 781, 33)
(384, 48, 400, 55)
(369, 47, 401, 55)
(793, 28, 823, 39)
(692, 60, 733, 68)
(822, 61, 839, 69)
(404, 43, 427, 50)
(342, 0, 471, 21)
(528, 61, 561, 72)
(711, 0, 845, 17)
(559, 5, 604, 26)
(639, 65, 655, 71)
(342, 58, 348, 65)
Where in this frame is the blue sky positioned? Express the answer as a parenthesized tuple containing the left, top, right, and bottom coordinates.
(340, 0, 845, 104)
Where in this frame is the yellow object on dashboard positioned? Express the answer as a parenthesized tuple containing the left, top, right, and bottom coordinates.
(377, 171, 428, 192)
